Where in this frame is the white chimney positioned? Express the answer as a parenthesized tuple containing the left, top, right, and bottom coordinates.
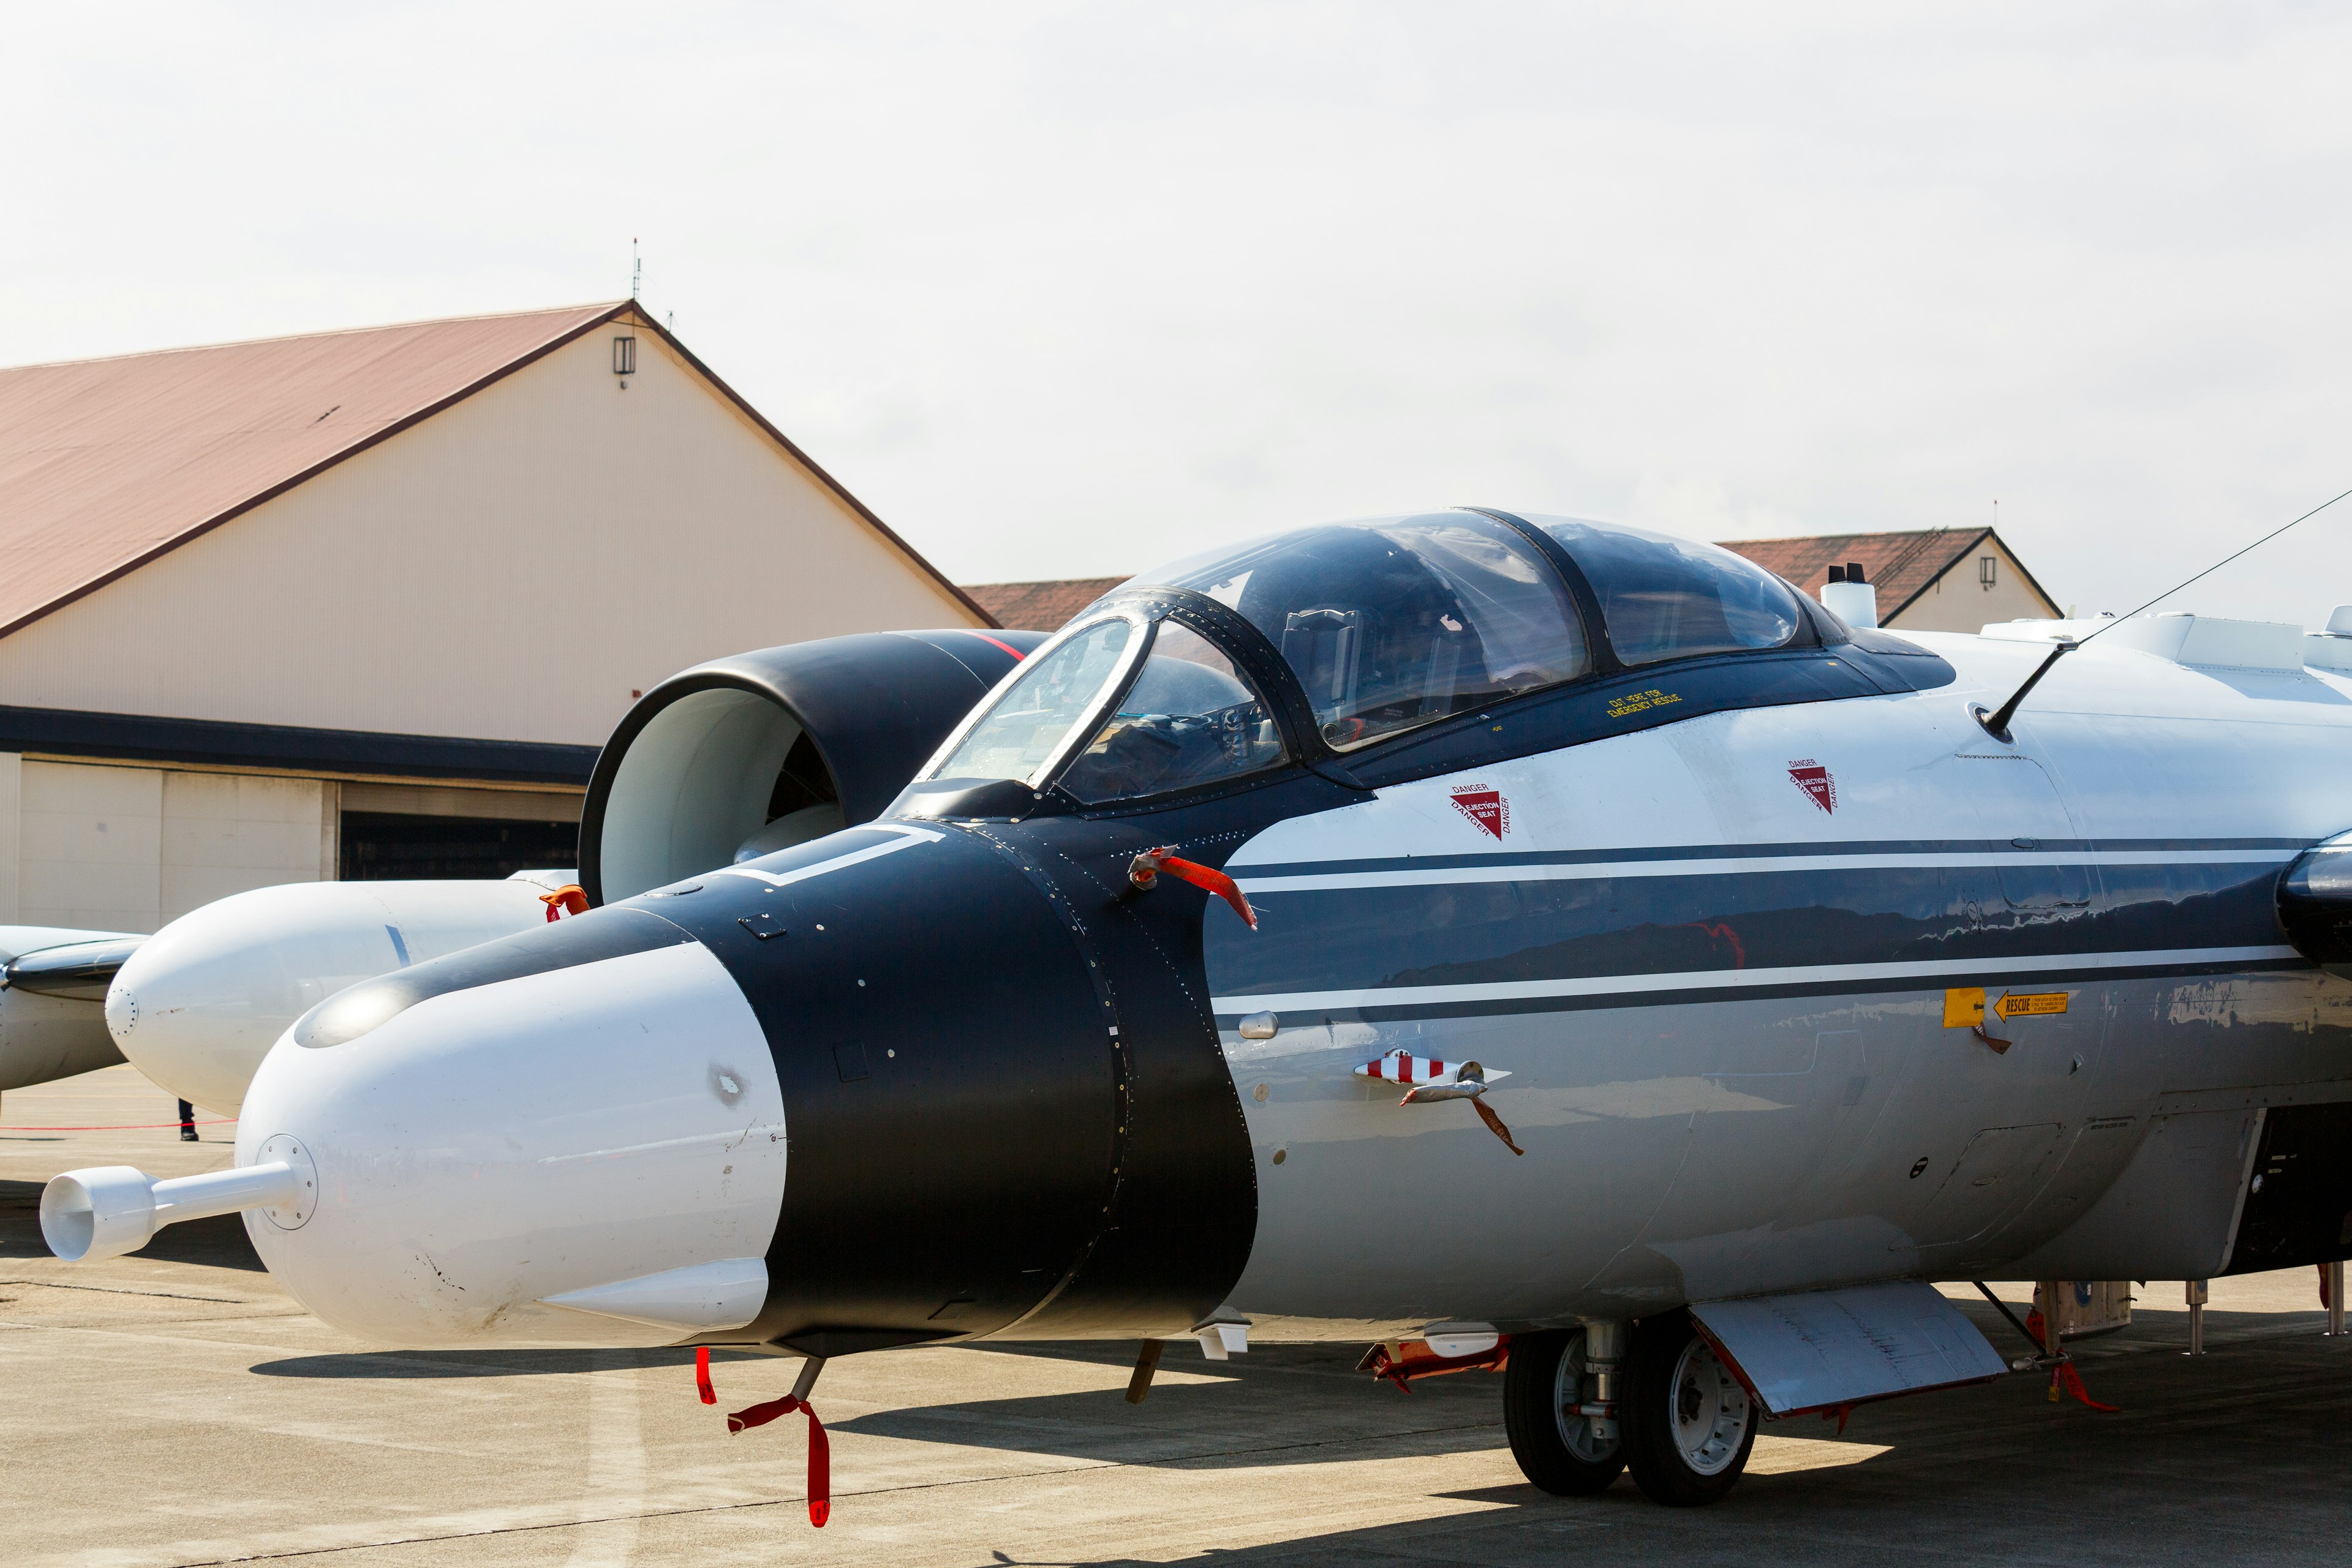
(1821, 561, 1879, 628)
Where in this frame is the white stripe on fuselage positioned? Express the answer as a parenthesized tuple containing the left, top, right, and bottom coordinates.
(719, 823, 945, 889)
(1234, 846, 2293, 895)
(1208, 943, 2301, 1015)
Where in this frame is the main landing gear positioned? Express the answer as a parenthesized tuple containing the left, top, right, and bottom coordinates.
(1504, 1310, 1758, 1507)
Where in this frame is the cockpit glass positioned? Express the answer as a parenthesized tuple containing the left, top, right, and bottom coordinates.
(1060, 622, 1288, 804)
(1152, 512, 1591, 751)
(933, 617, 1134, 783)
(1529, 516, 1800, 666)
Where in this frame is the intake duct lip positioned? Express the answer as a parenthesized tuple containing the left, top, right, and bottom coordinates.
(579, 630, 1044, 907)
(2279, 829, 2352, 978)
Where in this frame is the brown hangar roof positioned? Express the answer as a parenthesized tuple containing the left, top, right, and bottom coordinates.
(963, 576, 1127, 632)
(1717, 527, 2059, 620)
(0, 303, 992, 638)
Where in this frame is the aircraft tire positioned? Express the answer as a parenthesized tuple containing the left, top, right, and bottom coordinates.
(1502, 1328, 1626, 1494)
(1621, 1310, 1757, 1507)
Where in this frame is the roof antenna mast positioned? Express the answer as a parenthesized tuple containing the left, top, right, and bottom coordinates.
(631, 239, 642, 301)
(1973, 484, 2352, 743)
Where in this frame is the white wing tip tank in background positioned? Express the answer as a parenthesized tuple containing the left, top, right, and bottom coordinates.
(103, 878, 554, 1117)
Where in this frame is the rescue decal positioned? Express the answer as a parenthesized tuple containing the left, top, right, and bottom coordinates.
(1449, 786, 1510, 840)
(1788, 760, 1837, 815)
(1606, 687, 1683, 720)
(1943, 987, 2072, 1027)
(1994, 990, 2070, 1019)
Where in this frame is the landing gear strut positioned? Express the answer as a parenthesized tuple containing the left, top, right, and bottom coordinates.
(1501, 1325, 1624, 1494)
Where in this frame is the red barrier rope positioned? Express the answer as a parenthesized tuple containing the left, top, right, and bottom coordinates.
(1, 1118, 236, 1131)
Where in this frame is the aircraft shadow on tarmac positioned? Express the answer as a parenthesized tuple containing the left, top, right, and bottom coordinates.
(253, 1346, 724, 1378)
(0, 1177, 266, 1270)
(824, 1362, 1510, 1469)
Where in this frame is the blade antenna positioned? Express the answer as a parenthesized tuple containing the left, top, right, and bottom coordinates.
(1973, 483, 2352, 742)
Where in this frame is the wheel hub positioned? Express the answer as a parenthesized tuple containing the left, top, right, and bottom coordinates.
(1667, 1338, 1751, 1476)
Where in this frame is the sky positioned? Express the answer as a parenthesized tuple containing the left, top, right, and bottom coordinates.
(12, 2, 2352, 627)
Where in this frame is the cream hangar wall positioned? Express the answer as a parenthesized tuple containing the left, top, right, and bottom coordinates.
(0, 324, 982, 747)
(3, 761, 329, 932)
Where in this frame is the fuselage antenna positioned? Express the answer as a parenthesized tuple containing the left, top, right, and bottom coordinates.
(1972, 483, 2352, 742)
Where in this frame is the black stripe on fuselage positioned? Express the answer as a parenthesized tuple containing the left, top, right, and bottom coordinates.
(1206, 850, 2303, 1019)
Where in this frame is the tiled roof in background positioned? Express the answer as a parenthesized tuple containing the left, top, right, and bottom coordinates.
(1720, 527, 2058, 618)
(962, 577, 1126, 631)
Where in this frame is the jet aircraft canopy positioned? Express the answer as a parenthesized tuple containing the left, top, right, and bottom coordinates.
(925, 510, 1812, 802)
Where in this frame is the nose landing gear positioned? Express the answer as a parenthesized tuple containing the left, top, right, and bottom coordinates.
(1503, 1310, 1758, 1507)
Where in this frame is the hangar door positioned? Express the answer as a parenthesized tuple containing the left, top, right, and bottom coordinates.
(336, 783, 581, 881)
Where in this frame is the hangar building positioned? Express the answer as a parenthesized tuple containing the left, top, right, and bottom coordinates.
(0, 304, 989, 934)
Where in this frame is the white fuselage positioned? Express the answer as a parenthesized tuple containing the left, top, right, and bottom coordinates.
(1215, 631, 2352, 1328)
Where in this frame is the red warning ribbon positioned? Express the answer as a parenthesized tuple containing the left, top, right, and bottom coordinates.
(695, 1346, 715, 1406)
(540, 884, 590, 921)
(1132, 848, 1257, 928)
(728, 1393, 831, 1527)
(1472, 1097, 1526, 1156)
(2049, 1359, 2119, 1412)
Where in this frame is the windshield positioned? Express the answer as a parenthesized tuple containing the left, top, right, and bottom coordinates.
(932, 617, 1136, 783)
(1060, 621, 1288, 803)
(1149, 511, 1590, 750)
(1529, 516, 1801, 665)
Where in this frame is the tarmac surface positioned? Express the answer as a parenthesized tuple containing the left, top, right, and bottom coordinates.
(4, 1065, 2349, 1567)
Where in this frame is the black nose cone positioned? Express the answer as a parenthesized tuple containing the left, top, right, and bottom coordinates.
(636, 821, 1254, 1353)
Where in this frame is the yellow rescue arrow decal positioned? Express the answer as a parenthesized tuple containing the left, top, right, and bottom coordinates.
(1994, 990, 2069, 1020)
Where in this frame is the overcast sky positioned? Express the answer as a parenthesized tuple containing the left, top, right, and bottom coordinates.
(13, 3, 2352, 627)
